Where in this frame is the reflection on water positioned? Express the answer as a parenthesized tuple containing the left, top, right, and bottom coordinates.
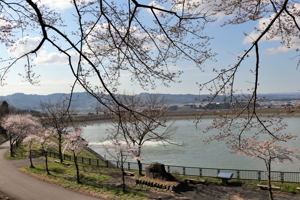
(82, 118, 300, 171)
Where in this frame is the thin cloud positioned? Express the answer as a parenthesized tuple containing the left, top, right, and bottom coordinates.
(266, 38, 300, 55)
(33, 0, 94, 10)
(33, 0, 73, 9)
(34, 49, 80, 66)
(34, 50, 69, 65)
(8, 36, 41, 57)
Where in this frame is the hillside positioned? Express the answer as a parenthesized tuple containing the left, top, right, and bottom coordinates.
(1, 92, 300, 113)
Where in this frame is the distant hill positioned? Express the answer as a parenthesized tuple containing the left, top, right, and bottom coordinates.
(1, 92, 300, 113)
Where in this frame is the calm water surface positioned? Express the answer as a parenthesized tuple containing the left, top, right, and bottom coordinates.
(82, 118, 300, 171)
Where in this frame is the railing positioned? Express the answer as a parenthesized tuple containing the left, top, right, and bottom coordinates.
(47, 151, 112, 168)
(47, 151, 300, 183)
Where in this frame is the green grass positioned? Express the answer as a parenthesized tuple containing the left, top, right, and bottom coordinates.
(5, 144, 31, 160)
(6, 139, 105, 164)
(22, 162, 146, 200)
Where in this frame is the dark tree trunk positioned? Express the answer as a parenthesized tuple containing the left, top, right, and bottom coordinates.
(29, 145, 34, 168)
(9, 135, 14, 157)
(121, 163, 126, 192)
(73, 152, 81, 184)
(44, 151, 50, 175)
(137, 160, 143, 176)
(266, 160, 274, 200)
(58, 133, 63, 163)
(120, 152, 126, 192)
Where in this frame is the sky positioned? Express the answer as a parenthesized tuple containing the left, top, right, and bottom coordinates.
(0, 0, 300, 96)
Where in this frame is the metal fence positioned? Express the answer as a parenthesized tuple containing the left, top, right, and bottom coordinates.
(47, 151, 300, 183)
(47, 151, 112, 168)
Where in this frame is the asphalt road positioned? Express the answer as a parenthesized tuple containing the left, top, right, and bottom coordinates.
(0, 142, 99, 200)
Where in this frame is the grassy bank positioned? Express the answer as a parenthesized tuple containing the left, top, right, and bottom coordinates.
(71, 107, 300, 123)
(22, 161, 146, 200)
(5, 142, 102, 162)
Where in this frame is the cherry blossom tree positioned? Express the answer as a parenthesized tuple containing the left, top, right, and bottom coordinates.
(233, 136, 299, 200)
(1, 114, 42, 157)
(104, 136, 135, 192)
(38, 129, 57, 175)
(108, 94, 174, 176)
(23, 134, 40, 168)
(104, 138, 133, 192)
(41, 100, 75, 164)
(63, 128, 88, 184)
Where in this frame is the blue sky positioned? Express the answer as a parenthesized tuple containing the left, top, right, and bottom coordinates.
(0, 0, 300, 96)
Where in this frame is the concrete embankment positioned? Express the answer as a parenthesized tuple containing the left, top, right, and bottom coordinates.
(84, 146, 115, 168)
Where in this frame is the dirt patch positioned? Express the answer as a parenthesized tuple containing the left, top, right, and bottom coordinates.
(170, 183, 300, 200)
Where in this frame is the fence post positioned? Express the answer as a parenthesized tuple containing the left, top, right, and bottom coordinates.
(106, 160, 109, 168)
(199, 168, 202, 177)
(167, 165, 170, 173)
(128, 162, 130, 170)
(89, 158, 91, 165)
(258, 171, 261, 181)
(280, 172, 284, 183)
(183, 167, 186, 176)
(237, 170, 240, 179)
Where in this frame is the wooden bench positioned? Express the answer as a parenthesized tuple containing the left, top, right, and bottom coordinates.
(184, 178, 207, 185)
(257, 184, 281, 190)
(136, 177, 180, 191)
(217, 172, 233, 185)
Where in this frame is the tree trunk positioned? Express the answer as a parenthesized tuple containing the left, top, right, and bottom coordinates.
(29, 144, 34, 168)
(45, 151, 50, 175)
(137, 160, 143, 176)
(9, 135, 14, 157)
(120, 152, 126, 192)
(73, 151, 81, 184)
(267, 160, 274, 200)
(58, 133, 63, 163)
(137, 147, 143, 176)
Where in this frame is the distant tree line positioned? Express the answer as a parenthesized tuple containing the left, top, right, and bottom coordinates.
(168, 102, 261, 111)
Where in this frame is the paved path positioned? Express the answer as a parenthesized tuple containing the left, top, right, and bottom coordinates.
(0, 142, 99, 200)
